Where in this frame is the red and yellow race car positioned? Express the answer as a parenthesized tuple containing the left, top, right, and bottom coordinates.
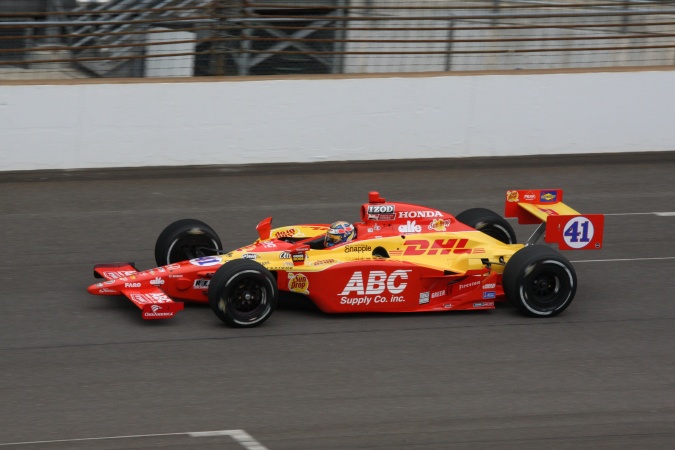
(88, 190, 604, 327)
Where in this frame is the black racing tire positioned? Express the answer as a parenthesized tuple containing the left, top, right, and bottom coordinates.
(455, 208, 517, 244)
(208, 260, 278, 328)
(154, 219, 223, 266)
(503, 245, 577, 317)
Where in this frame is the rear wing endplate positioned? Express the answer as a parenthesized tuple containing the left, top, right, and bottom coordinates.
(504, 189, 604, 250)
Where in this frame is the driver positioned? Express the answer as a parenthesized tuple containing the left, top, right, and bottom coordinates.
(325, 221, 356, 248)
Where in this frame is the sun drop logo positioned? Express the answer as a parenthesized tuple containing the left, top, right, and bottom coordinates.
(288, 273, 309, 295)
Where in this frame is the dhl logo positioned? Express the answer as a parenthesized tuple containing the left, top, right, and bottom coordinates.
(403, 239, 471, 256)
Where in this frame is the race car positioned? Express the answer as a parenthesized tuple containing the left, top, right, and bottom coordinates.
(88, 190, 604, 327)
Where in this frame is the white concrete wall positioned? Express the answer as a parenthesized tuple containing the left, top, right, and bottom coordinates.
(1, 69, 674, 171)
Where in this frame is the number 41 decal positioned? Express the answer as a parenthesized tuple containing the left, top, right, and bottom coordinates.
(563, 217, 595, 249)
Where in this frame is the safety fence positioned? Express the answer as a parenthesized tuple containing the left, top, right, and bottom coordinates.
(1, 0, 674, 80)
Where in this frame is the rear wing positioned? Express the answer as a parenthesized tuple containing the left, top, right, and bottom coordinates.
(504, 189, 604, 250)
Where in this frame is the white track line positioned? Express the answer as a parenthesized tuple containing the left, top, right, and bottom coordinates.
(603, 212, 675, 216)
(0, 429, 268, 449)
(571, 256, 675, 263)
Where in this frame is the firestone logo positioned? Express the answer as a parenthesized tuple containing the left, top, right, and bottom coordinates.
(458, 280, 481, 290)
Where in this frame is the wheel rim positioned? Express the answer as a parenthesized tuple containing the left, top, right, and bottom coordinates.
(527, 271, 560, 305)
(522, 263, 571, 312)
(219, 276, 269, 323)
(167, 235, 219, 263)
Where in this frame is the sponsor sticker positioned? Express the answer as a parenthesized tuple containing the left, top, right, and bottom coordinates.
(457, 280, 480, 290)
(540, 190, 557, 203)
(431, 290, 446, 298)
(142, 304, 175, 318)
(563, 216, 595, 249)
(291, 253, 305, 263)
(124, 282, 141, 288)
(473, 302, 494, 308)
(98, 288, 117, 294)
(369, 213, 396, 221)
(419, 292, 430, 304)
(403, 238, 471, 256)
(288, 273, 310, 295)
(149, 277, 164, 286)
(274, 228, 298, 238)
(242, 253, 257, 260)
(344, 245, 372, 253)
(368, 205, 395, 214)
(130, 292, 172, 304)
(506, 191, 519, 202)
(524, 191, 536, 202)
(103, 270, 137, 279)
(483, 283, 496, 290)
(312, 259, 337, 266)
(398, 220, 422, 233)
(428, 219, 451, 232)
(339, 270, 410, 306)
(193, 279, 210, 289)
(189, 256, 221, 267)
(398, 210, 442, 219)
(483, 291, 496, 299)
(340, 270, 410, 296)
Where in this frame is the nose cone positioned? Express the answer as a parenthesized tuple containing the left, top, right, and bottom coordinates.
(88, 282, 121, 296)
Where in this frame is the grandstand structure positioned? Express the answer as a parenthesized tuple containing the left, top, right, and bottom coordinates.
(1, 0, 674, 80)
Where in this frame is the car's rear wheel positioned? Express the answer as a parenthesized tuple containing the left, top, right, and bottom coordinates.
(208, 260, 278, 328)
(503, 245, 577, 317)
(154, 219, 222, 266)
(455, 208, 517, 244)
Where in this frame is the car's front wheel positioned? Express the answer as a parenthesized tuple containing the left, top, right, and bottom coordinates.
(208, 260, 278, 328)
(503, 245, 577, 317)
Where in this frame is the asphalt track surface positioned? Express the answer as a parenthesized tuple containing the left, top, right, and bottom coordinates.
(1, 152, 674, 449)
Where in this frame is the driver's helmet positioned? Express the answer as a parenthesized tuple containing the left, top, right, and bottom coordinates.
(325, 221, 356, 247)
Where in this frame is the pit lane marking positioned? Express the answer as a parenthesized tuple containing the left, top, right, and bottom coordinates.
(0, 429, 268, 449)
